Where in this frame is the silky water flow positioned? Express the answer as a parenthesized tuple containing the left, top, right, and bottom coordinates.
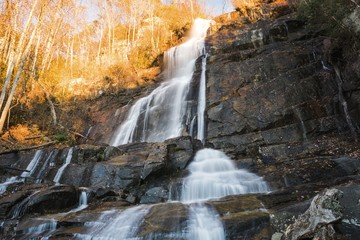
(76, 18, 270, 240)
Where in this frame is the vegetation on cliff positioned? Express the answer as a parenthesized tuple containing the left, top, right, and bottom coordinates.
(0, 0, 359, 150)
(0, 0, 210, 149)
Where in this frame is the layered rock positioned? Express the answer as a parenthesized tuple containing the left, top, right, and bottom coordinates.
(0, 2, 360, 239)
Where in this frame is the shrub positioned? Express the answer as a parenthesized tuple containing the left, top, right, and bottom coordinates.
(55, 132, 68, 143)
(231, 0, 260, 9)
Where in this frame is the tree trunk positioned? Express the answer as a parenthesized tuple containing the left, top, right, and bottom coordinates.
(0, 57, 15, 111)
(0, 54, 27, 133)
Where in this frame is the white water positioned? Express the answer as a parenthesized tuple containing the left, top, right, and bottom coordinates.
(21, 150, 44, 178)
(36, 150, 57, 183)
(0, 150, 44, 194)
(196, 54, 208, 142)
(11, 190, 40, 218)
(53, 148, 73, 184)
(69, 191, 88, 213)
(110, 19, 211, 146)
(25, 221, 57, 235)
(76, 205, 149, 240)
(188, 204, 225, 240)
(0, 176, 18, 194)
(181, 148, 269, 203)
(181, 148, 270, 240)
(62, 18, 270, 240)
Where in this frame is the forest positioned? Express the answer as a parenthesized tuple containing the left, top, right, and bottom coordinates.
(0, 0, 357, 146)
(0, 0, 360, 239)
(0, 0, 219, 136)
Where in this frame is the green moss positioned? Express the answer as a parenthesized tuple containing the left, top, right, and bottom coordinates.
(96, 153, 105, 161)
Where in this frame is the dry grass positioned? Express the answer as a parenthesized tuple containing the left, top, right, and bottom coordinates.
(1, 124, 45, 144)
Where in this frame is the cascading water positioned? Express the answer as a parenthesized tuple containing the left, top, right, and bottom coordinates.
(69, 190, 88, 213)
(22, 18, 273, 240)
(24, 220, 57, 239)
(0, 150, 44, 194)
(110, 19, 211, 146)
(180, 148, 269, 203)
(0, 176, 18, 194)
(21, 150, 44, 178)
(75, 205, 150, 240)
(180, 148, 269, 240)
(36, 150, 58, 183)
(53, 147, 73, 184)
(188, 203, 225, 240)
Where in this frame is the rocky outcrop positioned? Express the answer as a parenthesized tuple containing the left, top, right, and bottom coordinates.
(284, 188, 343, 240)
(60, 136, 199, 193)
(205, 9, 360, 194)
(1, 2, 360, 239)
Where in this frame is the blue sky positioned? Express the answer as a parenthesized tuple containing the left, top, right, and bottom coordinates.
(206, 0, 234, 16)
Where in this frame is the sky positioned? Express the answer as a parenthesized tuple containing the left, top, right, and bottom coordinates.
(205, 0, 234, 16)
(83, 0, 235, 22)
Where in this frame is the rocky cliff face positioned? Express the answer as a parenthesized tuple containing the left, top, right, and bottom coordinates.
(0, 2, 360, 239)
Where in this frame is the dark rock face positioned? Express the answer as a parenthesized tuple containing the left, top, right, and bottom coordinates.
(60, 136, 197, 191)
(205, 12, 360, 196)
(1, 3, 360, 240)
(16, 185, 79, 216)
(0, 184, 78, 219)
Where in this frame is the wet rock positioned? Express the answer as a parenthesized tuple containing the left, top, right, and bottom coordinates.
(212, 195, 272, 239)
(139, 202, 188, 238)
(140, 187, 168, 204)
(60, 137, 196, 190)
(0, 191, 31, 218)
(11, 185, 79, 216)
(165, 136, 198, 170)
(284, 188, 343, 240)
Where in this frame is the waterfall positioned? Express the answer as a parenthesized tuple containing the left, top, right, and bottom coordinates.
(69, 190, 88, 213)
(188, 203, 225, 240)
(0, 176, 18, 194)
(180, 148, 269, 203)
(21, 150, 44, 178)
(110, 18, 211, 146)
(196, 54, 208, 143)
(53, 147, 73, 184)
(0, 150, 44, 194)
(77, 19, 271, 240)
(25, 221, 57, 237)
(36, 150, 57, 183)
(180, 148, 270, 240)
(11, 190, 41, 218)
(76, 205, 150, 240)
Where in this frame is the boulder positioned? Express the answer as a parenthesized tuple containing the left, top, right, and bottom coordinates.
(284, 188, 343, 240)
